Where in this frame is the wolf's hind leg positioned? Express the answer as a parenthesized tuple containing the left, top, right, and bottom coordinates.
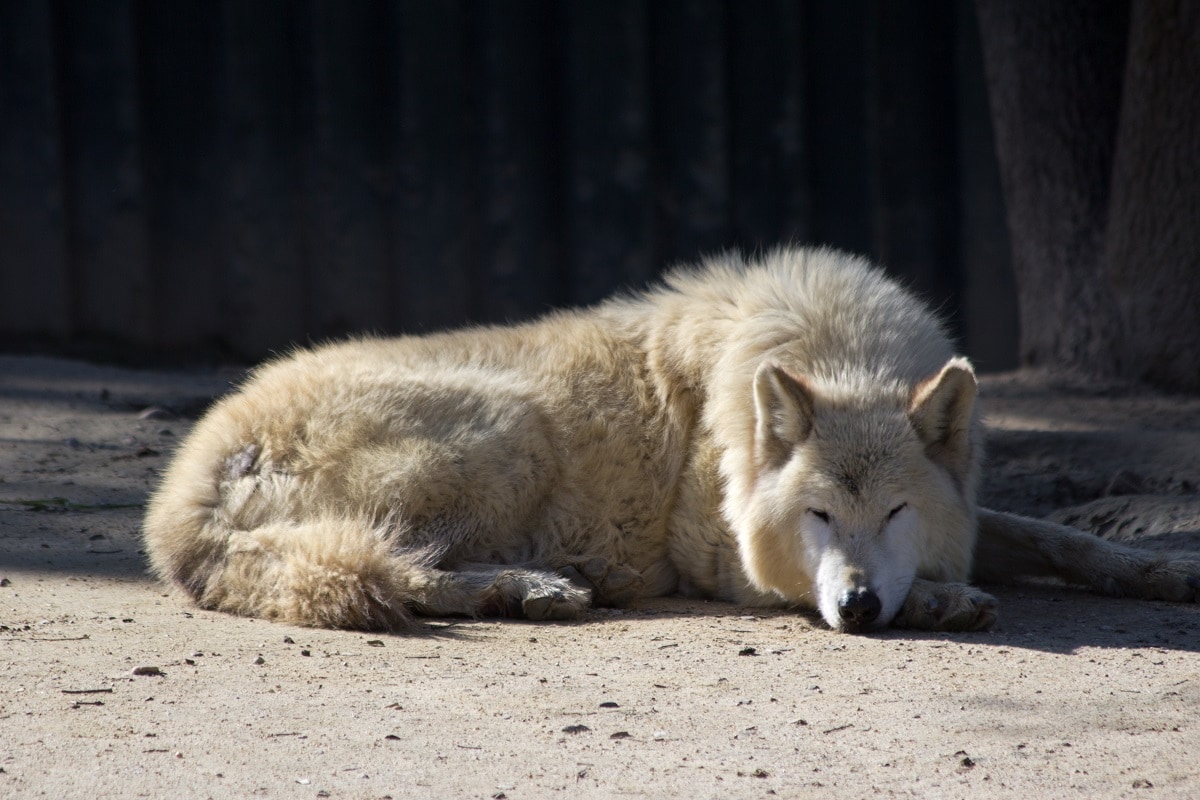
(418, 565, 592, 621)
(192, 522, 590, 630)
(974, 509, 1200, 602)
(893, 579, 998, 631)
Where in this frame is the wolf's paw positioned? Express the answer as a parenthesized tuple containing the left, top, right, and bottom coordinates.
(1095, 555, 1200, 603)
(520, 576, 592, 621)
(559, 557, 644, 607)
(894, 579, 998, 632)
(475, 569, 592, 621)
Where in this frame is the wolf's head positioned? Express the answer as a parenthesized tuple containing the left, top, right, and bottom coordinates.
(728, 358, 980, 632)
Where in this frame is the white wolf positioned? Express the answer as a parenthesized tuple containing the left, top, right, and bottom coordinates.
(144, 247, 1199, 632)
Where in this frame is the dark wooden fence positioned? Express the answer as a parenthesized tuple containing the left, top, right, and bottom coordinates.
(0, 0, 1018, 369)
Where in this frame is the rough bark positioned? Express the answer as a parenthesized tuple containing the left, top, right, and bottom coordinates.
(1101, 0, 1200, 392)
(974, 0, 1129, 374)
(976, 0, 1200, 393)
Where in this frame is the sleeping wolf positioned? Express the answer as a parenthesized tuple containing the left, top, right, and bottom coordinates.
(143, 247, 1199, 632)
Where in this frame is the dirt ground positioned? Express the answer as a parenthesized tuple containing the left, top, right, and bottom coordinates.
(2, 355, 1199, 799)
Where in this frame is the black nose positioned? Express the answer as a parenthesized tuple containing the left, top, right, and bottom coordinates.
(837, 587, 882, 629)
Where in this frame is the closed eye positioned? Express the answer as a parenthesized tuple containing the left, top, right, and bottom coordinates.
(887, 503, 907, 521)
(809, 508, 830, 523)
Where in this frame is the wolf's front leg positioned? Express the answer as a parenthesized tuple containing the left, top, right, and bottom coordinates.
(974, 508, 1200, 602)
(892, 579, 998, 631)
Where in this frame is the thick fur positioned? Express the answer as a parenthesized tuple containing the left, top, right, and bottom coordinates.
(144, 248, 1200, 633)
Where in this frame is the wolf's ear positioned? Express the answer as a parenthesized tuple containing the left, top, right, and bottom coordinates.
(908, 357, 977, 478)
(753, 363, 816, 466)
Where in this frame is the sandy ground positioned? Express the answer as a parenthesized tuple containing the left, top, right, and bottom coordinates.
(2, 355, 1199, 799)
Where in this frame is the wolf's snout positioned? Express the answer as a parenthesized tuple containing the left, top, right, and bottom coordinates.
(837, 587, 881, 629)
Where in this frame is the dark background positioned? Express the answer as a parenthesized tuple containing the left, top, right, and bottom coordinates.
(0, 0, 1018, 369)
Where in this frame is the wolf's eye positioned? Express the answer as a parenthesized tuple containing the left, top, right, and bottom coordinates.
(887, 503, 907, 520)
(809, 508, 830, 523)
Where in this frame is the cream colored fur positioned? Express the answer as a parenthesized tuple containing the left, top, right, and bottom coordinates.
(144, 247, 1200, 632)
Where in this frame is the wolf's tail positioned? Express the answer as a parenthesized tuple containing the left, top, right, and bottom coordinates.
(143, 478, 439, 631)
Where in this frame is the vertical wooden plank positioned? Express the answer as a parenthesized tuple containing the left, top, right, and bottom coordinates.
(305, 0, 397, 340)
(955, 2, 1016, 370)
(804, 0, 871, 255)
(134, 1, 224, 351)
(394, 0, 476, 332)
(220, 0, 311, 358)
(728, 0, 808, 252)
(475, 0, 565, 323)
(649, 0, 729, 268)
(53, 0, 152, 344)
(0, 2, 69, 341)
(865, 0, 961, 318)
(562, 0, 653, 305)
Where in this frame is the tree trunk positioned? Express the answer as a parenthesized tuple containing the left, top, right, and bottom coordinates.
(974, 0, 1129, 375)
(1101, 0, 1200, 392)
(977, 0, 1200, 393)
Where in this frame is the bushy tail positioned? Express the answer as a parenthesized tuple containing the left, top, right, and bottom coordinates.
(145, 499, 432, 631)
(204, 519, 432, 630)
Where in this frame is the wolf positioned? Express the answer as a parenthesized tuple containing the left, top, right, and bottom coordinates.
(143, 247, 1199, 633)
